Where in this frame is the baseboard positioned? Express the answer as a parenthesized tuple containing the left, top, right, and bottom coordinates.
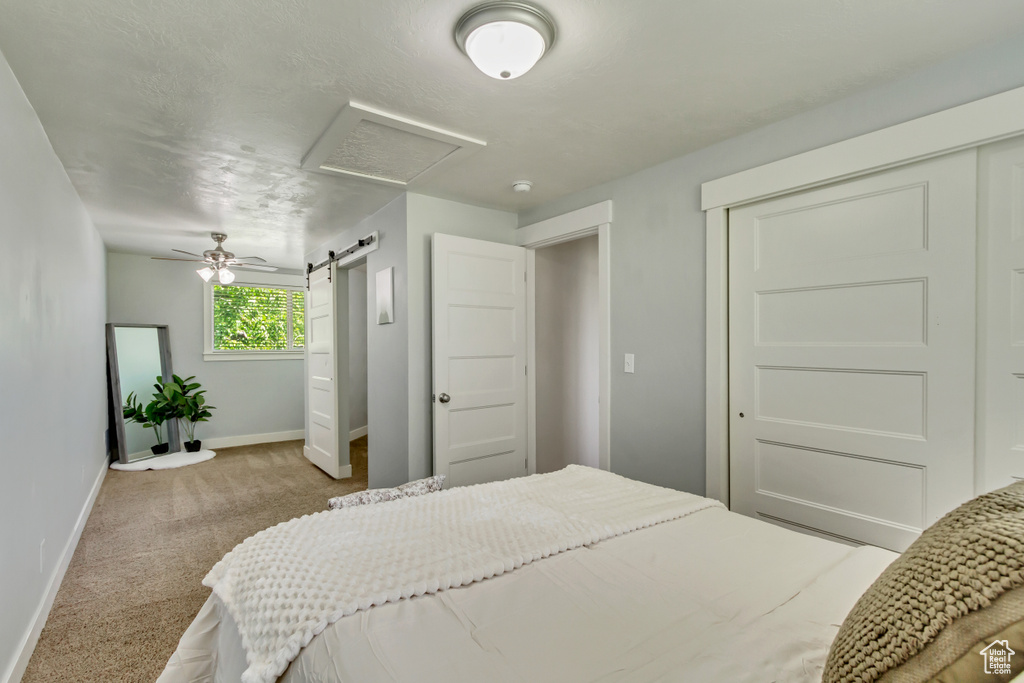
(203, 429, 305, 450)
(349, 425, 368, 441)
(4, 460, 107, 683)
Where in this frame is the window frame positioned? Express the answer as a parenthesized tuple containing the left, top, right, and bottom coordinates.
(203, 272, 306, 361)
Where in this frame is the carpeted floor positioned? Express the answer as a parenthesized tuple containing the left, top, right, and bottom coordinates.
(22, 438, 368, 683)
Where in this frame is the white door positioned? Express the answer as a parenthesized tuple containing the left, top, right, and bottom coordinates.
(729, 151, 977, 552)
(979, 138, 1024, 491)
(433, 233, 528, 487)
(304, 262, 350, 479)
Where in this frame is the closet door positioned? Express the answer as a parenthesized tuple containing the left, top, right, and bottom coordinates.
(979, 138, 1024, 491)
(729, 151, 977, 552)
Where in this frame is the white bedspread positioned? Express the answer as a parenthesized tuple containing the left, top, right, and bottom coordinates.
(198, 465, 722, 683)
(161, 504, 897, 683)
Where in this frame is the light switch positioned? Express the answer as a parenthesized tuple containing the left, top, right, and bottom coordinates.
(624, 353, 635, 374)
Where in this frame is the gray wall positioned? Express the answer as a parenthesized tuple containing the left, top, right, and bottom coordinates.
(106, 253, 305, 443)
(535, 235, 600, 473)
(348, 268, 368, 431)
(519, 32, 1024, 494)
(308, 195, 409, 488)
(0, 50, 108, 682)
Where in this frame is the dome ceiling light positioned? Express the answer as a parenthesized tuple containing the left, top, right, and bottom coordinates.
(454, 2, 556, 80)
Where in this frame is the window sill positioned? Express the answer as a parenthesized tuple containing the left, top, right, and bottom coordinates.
(203, 351, 304, 362)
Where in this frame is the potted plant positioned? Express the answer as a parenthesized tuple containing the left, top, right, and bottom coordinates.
(162, 375, 216, 452)
(122, 387, 173, 455)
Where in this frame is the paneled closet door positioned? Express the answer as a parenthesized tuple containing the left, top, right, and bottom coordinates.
(979, 138, 1024, 491)
(729, 151, 977, 552)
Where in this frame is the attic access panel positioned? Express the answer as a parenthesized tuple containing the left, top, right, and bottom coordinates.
(302, 101, 486, 188)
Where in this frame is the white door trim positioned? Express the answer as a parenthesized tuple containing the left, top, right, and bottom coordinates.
(518, 201, 612, 473)
(705, 206, 730, 506)
(702, 83, 1024, 506)
(702, 85, 1024, 211)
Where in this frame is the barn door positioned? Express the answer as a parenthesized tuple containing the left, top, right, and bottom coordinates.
(304, 261, 350, 479)
(432, 233, 527, 488)
(729, 151, 977, 552)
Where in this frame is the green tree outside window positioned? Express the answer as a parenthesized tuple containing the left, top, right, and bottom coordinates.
(212, 285, 304, 352)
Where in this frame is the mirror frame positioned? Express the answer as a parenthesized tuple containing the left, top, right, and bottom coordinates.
(105, 323, 181, 463)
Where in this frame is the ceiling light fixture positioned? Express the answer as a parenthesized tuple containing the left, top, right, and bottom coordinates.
(455, 2, 556, 80)
(152, 232, 278, 283)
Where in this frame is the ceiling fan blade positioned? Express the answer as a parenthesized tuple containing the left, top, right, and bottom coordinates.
(151, 257, 208, 263)
(172, 248, 204, 258)
(234, 255, 267, 263)
(232, 264, 279, 272)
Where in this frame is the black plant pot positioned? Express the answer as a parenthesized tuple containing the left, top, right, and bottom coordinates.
(151, 443, 170, 455)
(184, 440, 202, 453)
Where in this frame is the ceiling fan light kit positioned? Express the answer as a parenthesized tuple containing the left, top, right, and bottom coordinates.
(152, 232, 277, 282)
(455, 2, 556, 80)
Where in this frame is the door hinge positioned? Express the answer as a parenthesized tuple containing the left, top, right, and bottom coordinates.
(431, 393, 436, 403)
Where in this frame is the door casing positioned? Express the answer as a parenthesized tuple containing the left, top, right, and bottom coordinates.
(518, 201, 612, 475)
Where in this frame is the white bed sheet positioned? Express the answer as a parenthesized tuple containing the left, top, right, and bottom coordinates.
(160, 505, 896, 683)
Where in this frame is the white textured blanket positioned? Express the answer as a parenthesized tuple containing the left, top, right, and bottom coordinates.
(203, 465, 723, 683)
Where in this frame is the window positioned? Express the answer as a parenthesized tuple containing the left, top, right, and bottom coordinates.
(203, 274, 306, 361)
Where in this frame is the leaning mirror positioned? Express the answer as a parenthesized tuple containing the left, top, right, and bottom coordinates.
(106, 323, 180, 463)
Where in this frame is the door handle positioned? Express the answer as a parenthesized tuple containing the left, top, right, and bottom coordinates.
(439, 393, 451, 404)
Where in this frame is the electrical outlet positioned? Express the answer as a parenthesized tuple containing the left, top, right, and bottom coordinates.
(624, 353, 635, 374)
(39, 539, 45, 573)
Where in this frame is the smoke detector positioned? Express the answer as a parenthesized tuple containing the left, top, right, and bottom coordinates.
(512, 180, 533, 192)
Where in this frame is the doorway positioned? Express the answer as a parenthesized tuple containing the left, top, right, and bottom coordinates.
(303, 232, 378, 481)
(347, 264, 369, 472)
(429, 202, 612, 486)
(534, 235, 600, 472)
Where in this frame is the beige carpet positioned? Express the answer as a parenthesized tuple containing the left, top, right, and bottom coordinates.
(22, 438, 368, 683)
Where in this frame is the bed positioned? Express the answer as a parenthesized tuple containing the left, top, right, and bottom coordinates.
(157, 465, 903, 683)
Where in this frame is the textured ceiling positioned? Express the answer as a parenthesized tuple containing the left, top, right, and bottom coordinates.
(2, 0, 1024, 268)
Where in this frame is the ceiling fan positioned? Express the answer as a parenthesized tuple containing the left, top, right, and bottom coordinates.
(152, 232, 278, 284)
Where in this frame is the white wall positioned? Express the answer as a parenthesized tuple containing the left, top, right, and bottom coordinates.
(535, 236, 600, 473)
(519, 31, 1024, 495)
(106, 253, 305, 444)
(0, 50, 108, 683)
(348, 268, 368, 432)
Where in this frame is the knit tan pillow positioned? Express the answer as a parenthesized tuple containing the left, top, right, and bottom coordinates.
(823, 480, 1024, 683)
